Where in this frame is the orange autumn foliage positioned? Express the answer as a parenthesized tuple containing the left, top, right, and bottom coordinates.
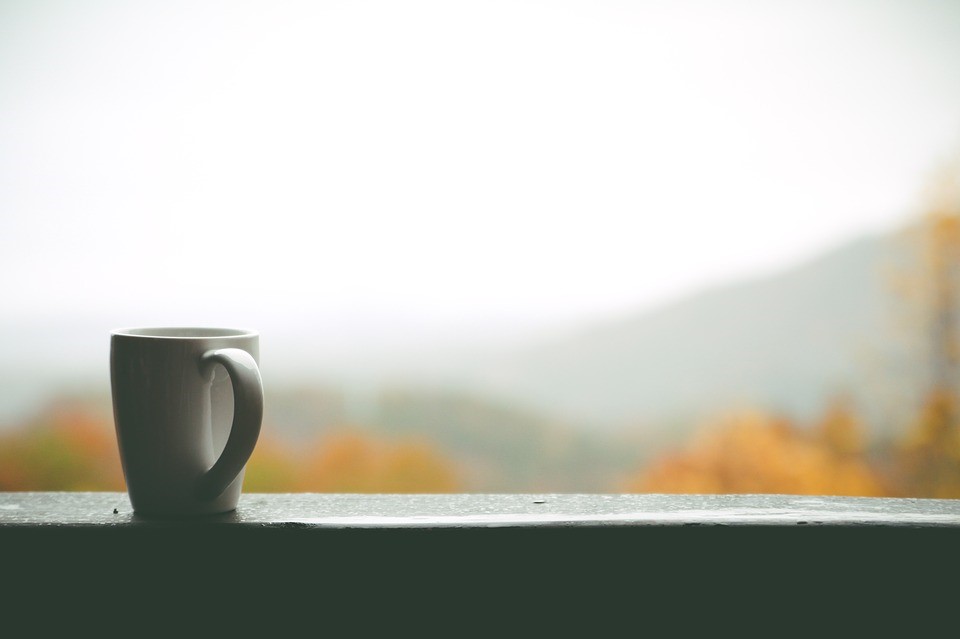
(0, 407, 125, 491)
(626, 407, 887, 496)
(296, 430, 460, 493)
(1, 410, 461, 494)
(242, 430, 462, 493)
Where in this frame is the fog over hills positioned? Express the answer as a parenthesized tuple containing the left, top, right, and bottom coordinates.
(443, 231, 909, 430)
(0, 229, 920, 435)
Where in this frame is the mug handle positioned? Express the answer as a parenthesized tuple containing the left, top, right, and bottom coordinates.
(195, 348, 264, 501)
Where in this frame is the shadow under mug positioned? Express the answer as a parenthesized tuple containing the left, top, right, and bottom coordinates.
(110, 327, 263, 516)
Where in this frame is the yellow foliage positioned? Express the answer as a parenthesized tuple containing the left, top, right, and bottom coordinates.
(626, 409, 886, 496)
(298, 430, 460, 493)
(815, 398, 866, 456)
(242, 437, 302, 492)
(897, 389, 960, 498)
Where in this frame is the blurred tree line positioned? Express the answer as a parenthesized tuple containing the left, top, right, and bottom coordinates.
(3, 381, 958, 497)
(0, 403, 462, 493)
(0, 390, 642, 493)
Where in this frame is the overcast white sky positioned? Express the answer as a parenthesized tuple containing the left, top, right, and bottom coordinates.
(2, 0, 959, 337)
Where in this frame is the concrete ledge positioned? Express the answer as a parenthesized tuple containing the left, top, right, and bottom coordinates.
(4, 492, 960, 527)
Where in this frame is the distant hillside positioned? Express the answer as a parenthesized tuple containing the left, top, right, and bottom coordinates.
(450, 231, 911, 431)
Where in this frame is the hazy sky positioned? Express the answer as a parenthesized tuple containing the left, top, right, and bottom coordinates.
(2, 0, 959, 335)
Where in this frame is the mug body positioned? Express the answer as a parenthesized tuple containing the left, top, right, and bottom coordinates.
(110, 327, 259, 516)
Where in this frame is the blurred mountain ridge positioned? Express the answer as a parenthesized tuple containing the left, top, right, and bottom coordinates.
(0, 229, 914, 439)
(441, 231, 904, 432)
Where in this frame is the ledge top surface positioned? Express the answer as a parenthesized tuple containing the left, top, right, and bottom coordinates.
(2, 492, 960, 528)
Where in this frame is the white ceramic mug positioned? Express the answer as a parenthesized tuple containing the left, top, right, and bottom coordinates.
(110, 327, 263, 516)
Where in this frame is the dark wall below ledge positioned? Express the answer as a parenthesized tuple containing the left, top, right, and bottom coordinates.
(2, 492, 957, 630)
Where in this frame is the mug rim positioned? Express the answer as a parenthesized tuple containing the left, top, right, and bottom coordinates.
(111, 327, 258, 339)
